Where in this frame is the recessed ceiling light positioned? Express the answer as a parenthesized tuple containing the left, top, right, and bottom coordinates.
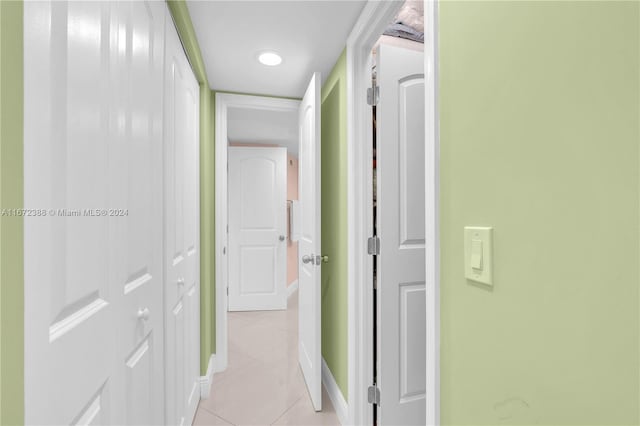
(258, 51, 282, 66)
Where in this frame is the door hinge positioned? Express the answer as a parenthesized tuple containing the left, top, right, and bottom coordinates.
(226, 286, 229, 296)
(367, 236, 380, 255)
(368, 385, 380, 405)
(367, 86, 379, 106)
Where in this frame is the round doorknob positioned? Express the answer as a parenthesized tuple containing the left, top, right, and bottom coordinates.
(302, 255, 313, 264)
(177, 277, 185, 286)
(279, 235, 286, 241)
(320, 255, 329, 263)
(137, 308, 150, 321)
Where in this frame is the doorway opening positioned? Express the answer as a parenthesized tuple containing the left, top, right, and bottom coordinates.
(346, 1, 438, 425)
(208, 88, 334, 424)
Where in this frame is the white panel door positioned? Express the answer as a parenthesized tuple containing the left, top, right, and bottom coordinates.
(164, 13, 201, 426)
(24, 1, 166, 425)
(111, 2, 166, 425)
(376, 43, 426, 425)
(298, 72, 322, 411)
(228, 147, 287, 311)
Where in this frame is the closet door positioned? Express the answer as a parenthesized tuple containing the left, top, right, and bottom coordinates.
(24, 1, 166, 424)
(164, 11, 201, 426)
(376, 43, 426, 426)
(110, 2, 166, 425)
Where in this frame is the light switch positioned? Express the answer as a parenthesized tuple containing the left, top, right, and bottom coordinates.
(470, 239, 483, 270)
(464, 227, 493, 285)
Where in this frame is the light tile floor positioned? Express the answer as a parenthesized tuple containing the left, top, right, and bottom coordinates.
(195, 290, 339, 426)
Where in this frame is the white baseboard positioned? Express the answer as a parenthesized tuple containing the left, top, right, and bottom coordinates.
(200, 354, 216, 399)
(322, 358, 348, 425)
(287, 280, 299, 298)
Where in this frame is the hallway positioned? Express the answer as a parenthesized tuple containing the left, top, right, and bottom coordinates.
(195, 292, 339, 425)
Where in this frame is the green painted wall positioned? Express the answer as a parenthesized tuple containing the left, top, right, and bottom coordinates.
(439, 1, 640, 424)
(166, 0, 216, 374)
(199, 86, 216, 368)
(320, 49, 349, 400)
(0, 1, 24, 425)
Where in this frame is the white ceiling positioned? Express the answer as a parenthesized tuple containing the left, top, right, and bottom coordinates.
(227, 107, 300, 155)
(186, 0, 367, 98)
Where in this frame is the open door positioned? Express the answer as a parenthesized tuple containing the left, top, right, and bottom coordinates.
(376, 43, 426, 425)
(298, 72, 322, 411)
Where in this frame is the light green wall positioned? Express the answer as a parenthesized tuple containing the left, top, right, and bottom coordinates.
(166, 0, 216, 374)
(199, 86, 216, 368)
(439, 1, 640, 424)
(320, 49, 349, 400)
(0, 1, 24, 425)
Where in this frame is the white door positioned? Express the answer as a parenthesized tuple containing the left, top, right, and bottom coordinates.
(228, 147, 287, 311)
(376, 43, 426, 425)
(164, 13, 201, 426)
(24, 1, 166, 424)
(298, 72, 322, 411)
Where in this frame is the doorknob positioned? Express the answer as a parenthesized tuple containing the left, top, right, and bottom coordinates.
(137, 308, 150, 321)
(279, 235, 286, 241)
(302, 255, 314, 264)
(318, 255, 329, 264)
(177, 277, 185, 286)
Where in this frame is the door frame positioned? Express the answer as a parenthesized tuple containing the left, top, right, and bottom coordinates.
(345, 1, 439, 424)
(214, 92, 300, 371)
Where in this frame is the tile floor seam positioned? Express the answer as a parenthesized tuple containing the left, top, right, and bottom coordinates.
(215, 412, 237, 426)
(194, 402, 237, 426)
(198, 403, 221, 419)
(268, 393, 307, 426)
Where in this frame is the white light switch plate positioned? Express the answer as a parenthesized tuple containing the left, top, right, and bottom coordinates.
(464, 226, 493, 286)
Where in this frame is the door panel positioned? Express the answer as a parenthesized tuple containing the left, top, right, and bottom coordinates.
(399, 283, 426, 402)
(25, 2, 200, 425)
(399, 77, 427, 247)
(113, 2, 166, 425)
(297, 72, 322, 411)
(168, 301, 186, 425)
(186, 285, 201, 412)
(25, 1, 166, 425)
(124, 337, 154, 425)
(73, 385, 110, 426)
(228, 147, 287, 311)
(164, 11, 200, 426)
(376, 43, 426, 425)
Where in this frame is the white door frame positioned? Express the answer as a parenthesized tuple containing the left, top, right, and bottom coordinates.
(345, 1, 439, 424)
(214, 93, 300, 371)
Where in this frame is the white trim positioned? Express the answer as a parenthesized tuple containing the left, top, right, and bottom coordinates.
(346, 2, 404, 425)
(322, 358, 348, 426)
(215, 93, 301, 373)
(424, 1, 440, 424)
(346, 1, 439, 424)
(287, 280, 299, 299)
(199, 354, 217, 399)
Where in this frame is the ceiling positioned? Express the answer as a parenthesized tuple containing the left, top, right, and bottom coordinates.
(186, 0, 367, 98)
(227, 107, 299, 155)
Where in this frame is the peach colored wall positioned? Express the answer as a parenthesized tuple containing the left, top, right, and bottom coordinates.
(229, 143, 299, 286)
(287, 155, 299, 286)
